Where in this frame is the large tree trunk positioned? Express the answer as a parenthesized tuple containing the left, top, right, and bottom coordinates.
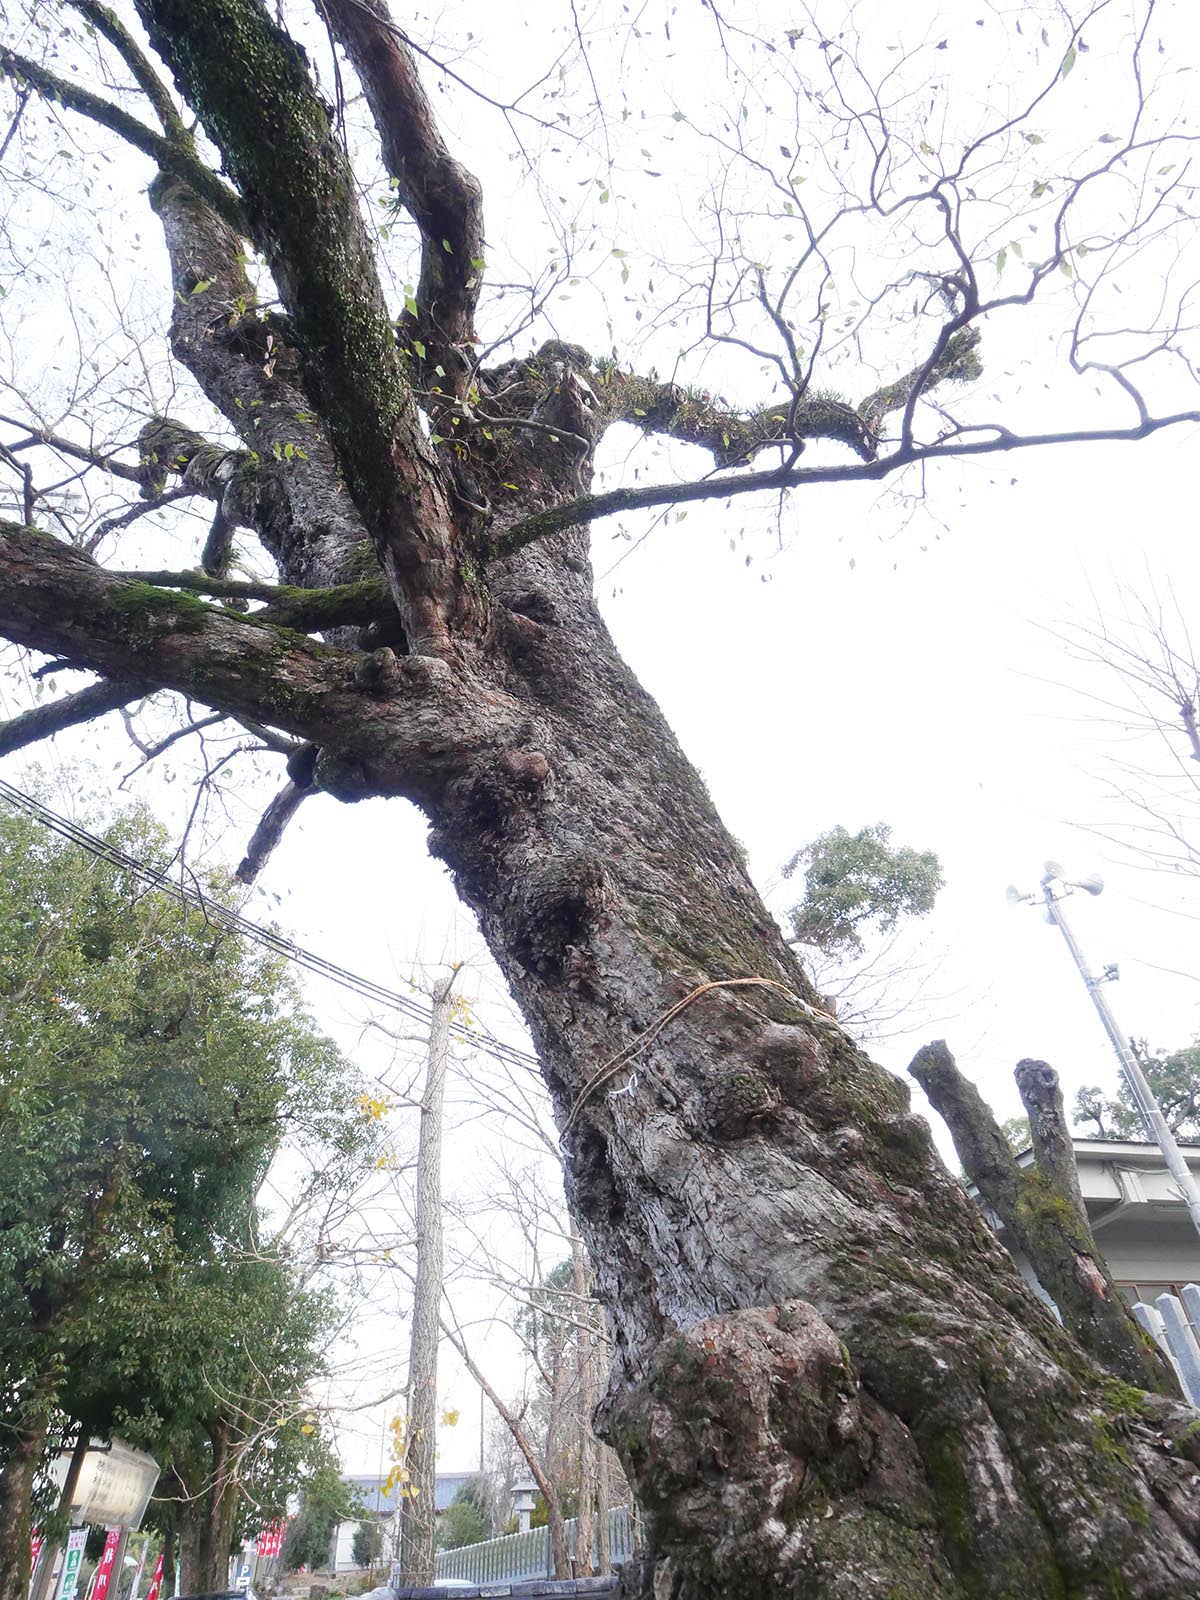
(414, 514, 1200, 1598)
(177, 1424, 238, 1594)
(0, 1404, 48, 1600)
(160, 1528, 177, 1599)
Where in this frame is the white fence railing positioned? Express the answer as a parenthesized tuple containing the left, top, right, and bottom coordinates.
(1133, 1284, 1200, 1406)
(434, 1506, 637, 1585)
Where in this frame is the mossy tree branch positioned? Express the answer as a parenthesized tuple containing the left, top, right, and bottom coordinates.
(133, 0, 461, 654)
(592, 324, 982, 468)
(115, 567, 394, 633)
(65, 0, 186, 139)
(909, 1039, 1176, 1396)
(0, 520, 484, 799)
(594, 366, 874, 466)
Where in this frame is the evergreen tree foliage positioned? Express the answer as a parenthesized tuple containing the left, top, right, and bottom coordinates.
(783, 823, 942, 956)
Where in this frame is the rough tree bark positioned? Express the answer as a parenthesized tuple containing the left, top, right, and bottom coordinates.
(3, 2, 1200, 1596)
(399, 974, 454, 1587)
(0, 1408, 48, 1600)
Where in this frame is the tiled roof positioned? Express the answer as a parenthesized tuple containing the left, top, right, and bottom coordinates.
(344, 1470, 475, 1515)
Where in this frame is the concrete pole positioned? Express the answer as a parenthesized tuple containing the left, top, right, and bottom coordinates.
(1041, 877, 1200, 1241)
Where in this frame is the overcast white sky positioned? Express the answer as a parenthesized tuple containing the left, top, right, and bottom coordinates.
(2, 0, 1198, 1477)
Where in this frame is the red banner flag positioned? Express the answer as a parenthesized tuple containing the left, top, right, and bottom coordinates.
(91, 1530, 121, 1600)
(258, 1519, 286, 1558)
(144, 1552, 165, 1600)
(30, 1531, 42, 1570)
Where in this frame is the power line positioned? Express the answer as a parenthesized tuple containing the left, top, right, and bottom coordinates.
(0, 777, 542, 1076)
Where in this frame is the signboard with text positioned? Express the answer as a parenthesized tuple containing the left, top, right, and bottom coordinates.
(48, 1439, 159, 1529)
(56, 1529, 86, 1600)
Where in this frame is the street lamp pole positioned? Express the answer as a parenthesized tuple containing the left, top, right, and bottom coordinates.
(1037, 869, 1200, 1242)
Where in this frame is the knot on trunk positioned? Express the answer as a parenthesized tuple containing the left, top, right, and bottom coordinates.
(499, 747, 554, 793)
(515, 854, 610, 982)
(313, 747, 374, 801)
(704, 1067, 783, 1141)
(604, 1303, 871, 1577)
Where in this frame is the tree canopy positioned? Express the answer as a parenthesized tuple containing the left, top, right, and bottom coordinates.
(0, 794, 364, 1595)
(784, 823, 943, 956)
(1075, 1040, 1200, 1144)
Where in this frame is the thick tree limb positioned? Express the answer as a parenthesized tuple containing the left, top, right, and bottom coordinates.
(0, 521, 487, 797)
(592, 326, 982, 468)
(909, 1040, 1174, 1395)
(0, 47, 247, 234)
(66, 0, 186, 139)
(134, 0, 461, 655)
(117, 566, 394, 633)
(595, 368, 873, 465)
(858, 327, 983, 437)
(0, 679, 139, 756)
(1015, 1058, 1094, 1224)
(137, 193, 374, 592)
(323, 0, 484, 399)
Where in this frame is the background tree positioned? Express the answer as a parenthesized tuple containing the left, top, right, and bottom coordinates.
(281, 1457, 363, 1574)
(437, 1481, 490, 1552)
(3, 3, 1200, 1594)
(352, 1516, 381, 1570)
(781, 821, 944, 1036)
(0, 795, 365, 1599)
(1075, 1039, 1200, 1143)
(784, 823, 943, 957)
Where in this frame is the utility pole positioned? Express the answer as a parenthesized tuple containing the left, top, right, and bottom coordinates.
(398, 971, 456, 1586)
(1018, 863, 1200, 1242)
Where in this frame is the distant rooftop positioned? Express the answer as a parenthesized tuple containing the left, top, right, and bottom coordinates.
(345, 1469, 475, 1516)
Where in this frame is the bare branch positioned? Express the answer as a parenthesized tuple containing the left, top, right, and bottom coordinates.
(0, 678, 139, 756)
(0, 416, 142, 483)
(0, 46, 247, 234)
(493, 409, 1200, 559)
(236, 779, 309, 884)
